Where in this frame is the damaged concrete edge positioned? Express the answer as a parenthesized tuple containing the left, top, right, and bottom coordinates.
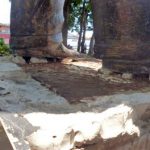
(0, 117, 16, 150)
(22, 104, 141, 150)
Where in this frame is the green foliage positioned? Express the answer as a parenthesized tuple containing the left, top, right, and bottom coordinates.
(0, 38, 10, 56)
(67, 0, 93, 32)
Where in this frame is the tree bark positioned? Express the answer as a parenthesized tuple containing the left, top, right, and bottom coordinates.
(81, 10, 88, 54)
(62, 0, 70, 47)
(77, 0, 86, 52)
(88, 33, 95, 56)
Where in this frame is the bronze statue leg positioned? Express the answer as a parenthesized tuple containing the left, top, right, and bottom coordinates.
(10, 0, 79, 59)
(10, 0, 48, 57)
(46, 0, 79, 57)
(92, 0, 150, 74)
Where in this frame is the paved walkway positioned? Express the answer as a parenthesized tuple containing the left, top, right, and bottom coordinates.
(0, 56, 149, 150)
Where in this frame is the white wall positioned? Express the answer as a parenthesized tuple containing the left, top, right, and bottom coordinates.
(0, 0, 11, 24)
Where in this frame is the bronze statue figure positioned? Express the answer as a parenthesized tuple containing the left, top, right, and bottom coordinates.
(92, 0, 150, 73)
(11, 0, 150, 73)
(10, 0, 79, 62)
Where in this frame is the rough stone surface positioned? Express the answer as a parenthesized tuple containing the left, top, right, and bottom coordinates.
(122, 73, 133, 80)
(30, 57, 47, 64)
(11, 56, 26, 65)
(0, 57, 149, 150)
(25, 105, 139, 150)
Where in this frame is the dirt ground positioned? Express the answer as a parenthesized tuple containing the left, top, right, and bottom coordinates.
(22, 58, 150, 103)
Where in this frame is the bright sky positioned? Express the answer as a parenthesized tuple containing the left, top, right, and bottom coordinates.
(0, 0, 11, 24)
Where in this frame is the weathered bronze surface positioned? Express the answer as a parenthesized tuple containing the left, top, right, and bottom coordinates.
(92, 0, 150, 73)
(11, 0, 65, 57)
(11, 0, 150, 73)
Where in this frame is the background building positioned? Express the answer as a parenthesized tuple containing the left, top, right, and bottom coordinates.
(0, 23, 10, 44)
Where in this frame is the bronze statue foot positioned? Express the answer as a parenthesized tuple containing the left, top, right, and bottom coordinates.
(47, 43, 80, 58)
(22, 56, 31, 64)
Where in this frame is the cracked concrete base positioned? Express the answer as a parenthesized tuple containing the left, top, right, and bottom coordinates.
(0, 56, 150, 150)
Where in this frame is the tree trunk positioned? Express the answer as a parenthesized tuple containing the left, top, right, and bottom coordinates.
(77, 25, 83, 52)
(77, 0, 86, 52)
(88, 33, 95, 56)
(81, 10, 88, 54)
(62, 0, 70, 47)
